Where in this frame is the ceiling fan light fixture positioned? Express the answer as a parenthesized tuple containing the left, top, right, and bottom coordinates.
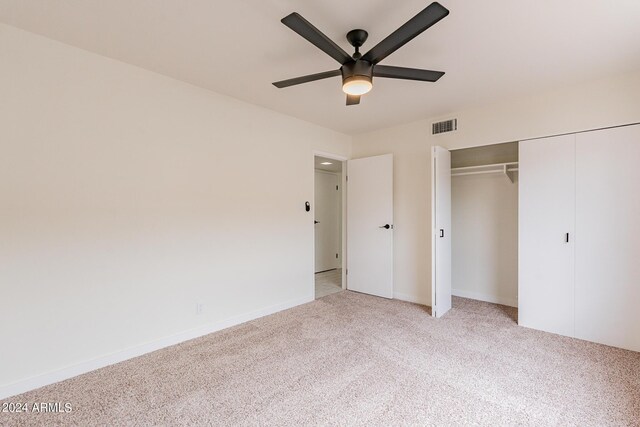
(342, 75, 372, 96)
(274, 3, 449, 105)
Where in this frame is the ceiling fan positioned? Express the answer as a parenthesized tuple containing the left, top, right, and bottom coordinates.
(272, 2, 449, 106)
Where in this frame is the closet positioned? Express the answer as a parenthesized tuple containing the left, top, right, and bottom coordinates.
(451, 143, 519, 309)
(433, 126, 639, 352)
(519, 124, 640, 352)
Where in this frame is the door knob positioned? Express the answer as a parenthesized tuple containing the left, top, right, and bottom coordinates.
(314, 221, 319, 224)
(379, 224, 392, 229)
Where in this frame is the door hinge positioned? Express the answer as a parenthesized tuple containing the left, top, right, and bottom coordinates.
(346, 176, 348, 182)
(336, 253, 339, 258)
(336, 185, 339, 190)
(346, 269, 348, 275)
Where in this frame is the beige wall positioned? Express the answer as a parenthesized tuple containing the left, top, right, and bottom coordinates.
(352, 70, 640, 305)
(0, 24, 351, 394)
(349, 121, 432, 304)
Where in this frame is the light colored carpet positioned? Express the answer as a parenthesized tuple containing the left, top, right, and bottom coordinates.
(2, 292, 639, 426)
(315, 268, 343, 299)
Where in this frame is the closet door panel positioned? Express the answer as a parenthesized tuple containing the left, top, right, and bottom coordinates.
(575, 125, 640, 352)
(519, 135, 575, 336)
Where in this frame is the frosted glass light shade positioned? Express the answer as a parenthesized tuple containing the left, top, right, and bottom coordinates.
(342, 76, 372, 95)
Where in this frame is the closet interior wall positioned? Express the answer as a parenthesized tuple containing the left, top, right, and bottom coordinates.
(450, 142, 519, 307)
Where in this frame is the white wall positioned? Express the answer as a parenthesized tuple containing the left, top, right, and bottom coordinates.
(0, 24, 351, 396)
(451, 173, 518, 307)
(352, 70, 640, 306)
(349, 122, 432, 304)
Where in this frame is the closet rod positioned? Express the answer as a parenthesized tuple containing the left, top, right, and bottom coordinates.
(451, 162, 518, 182)
(452, 169, 517, 177)
(451, 162, 518, 172)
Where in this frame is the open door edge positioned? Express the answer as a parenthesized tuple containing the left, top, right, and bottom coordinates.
(431, 147, 438, 317)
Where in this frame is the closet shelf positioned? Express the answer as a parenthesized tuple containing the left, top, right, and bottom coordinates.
(451, 162, 519, 183)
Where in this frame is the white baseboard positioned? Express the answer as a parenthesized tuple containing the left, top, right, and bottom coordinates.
(452, 289, 517, 308)
(0, 294, 313, 400)
(393, 291, 429, 306)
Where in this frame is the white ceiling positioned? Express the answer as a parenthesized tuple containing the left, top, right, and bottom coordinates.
(315, 156, 342, 174)
(1, 0, 640, 135)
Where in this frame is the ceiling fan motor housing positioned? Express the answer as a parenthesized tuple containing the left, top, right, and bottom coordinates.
(341, 60, 373, 86)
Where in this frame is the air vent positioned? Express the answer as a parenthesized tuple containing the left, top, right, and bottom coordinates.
(432, 119, 457, 135)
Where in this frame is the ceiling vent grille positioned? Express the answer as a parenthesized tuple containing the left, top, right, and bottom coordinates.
(432, 119, 457, 135)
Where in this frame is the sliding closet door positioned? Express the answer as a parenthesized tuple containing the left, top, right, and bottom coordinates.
(575, 125, 640, 352)
(519, 135, 575, 336)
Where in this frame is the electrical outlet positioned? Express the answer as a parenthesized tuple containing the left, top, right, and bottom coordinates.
(196, 303, 204, 315)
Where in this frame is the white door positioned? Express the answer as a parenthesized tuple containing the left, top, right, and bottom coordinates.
(347, 154, 393, 298)
(314, 171, 340, 273)
(519, 134, 575, 337)
(431, 146, 452, 317)
(575, 124, 640, 352)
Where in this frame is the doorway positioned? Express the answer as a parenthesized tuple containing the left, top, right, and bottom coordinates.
(450, 142, 519, 309)
(431, 142, 519, 318)
(314, 155, 344, 299)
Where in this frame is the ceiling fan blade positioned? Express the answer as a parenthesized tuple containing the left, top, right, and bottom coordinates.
(281, 13, 352, 65)
(362, 2, 449, 65)
(373, 65, 444, 82)
(346, 94, 361, 106)
(272, 69, 341, 88)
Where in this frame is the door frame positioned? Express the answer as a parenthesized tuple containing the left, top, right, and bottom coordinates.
(313, 150, 348, 296)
